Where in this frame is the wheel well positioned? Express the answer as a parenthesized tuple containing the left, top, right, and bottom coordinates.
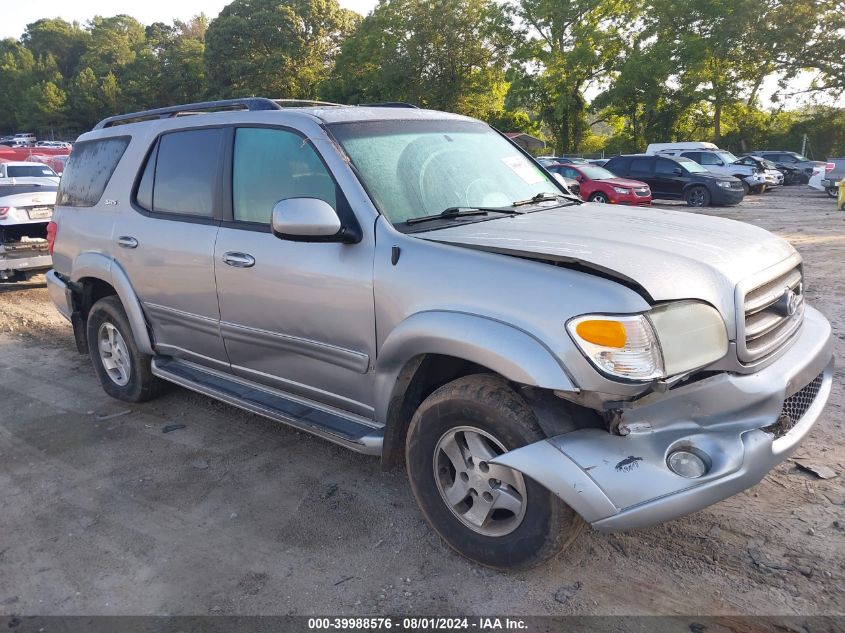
(381, 354, 490, 469)
(77, 277, 118, 316)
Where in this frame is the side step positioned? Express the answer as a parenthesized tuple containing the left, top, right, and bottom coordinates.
(151, 357, 383, 455)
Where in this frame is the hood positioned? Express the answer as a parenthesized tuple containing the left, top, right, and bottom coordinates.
(421, 203, 797, 335)
(600, 177, 649, 189)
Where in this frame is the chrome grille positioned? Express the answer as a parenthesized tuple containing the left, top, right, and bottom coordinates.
(762, 373, 824, 438)
(634, 187, 650, 197)
(739, 265, 804, 362)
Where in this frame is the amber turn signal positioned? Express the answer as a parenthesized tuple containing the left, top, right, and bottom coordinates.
(574, 319, 627, 348)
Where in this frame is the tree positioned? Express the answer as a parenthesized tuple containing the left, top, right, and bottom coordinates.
(204, 0, 360, 99)
(510, 0, 642, 154)
(323, 0, 513, 118)
(21, 18, 89, 78)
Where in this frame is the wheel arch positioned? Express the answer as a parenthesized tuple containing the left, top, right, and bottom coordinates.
(70, 252, 154, 355)
(375, 311, 577, 467)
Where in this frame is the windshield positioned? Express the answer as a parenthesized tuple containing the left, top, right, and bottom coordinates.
(7, 165, 57, 178)
(675, 157, 708, 173)
(329, 120, 564, 225)
(578, 165, 616, 180)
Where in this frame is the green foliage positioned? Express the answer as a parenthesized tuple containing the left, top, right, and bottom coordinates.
(322, 0, 513, 119)
(205, 0, 359, 99)
(0, 0, 843, 157)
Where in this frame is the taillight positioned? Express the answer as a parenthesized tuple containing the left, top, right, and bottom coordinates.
(47, 221, 58, 255)
(0, 207, 10, 217)
(826, 162, 835, 173)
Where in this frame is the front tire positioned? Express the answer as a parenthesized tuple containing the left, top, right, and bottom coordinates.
(827, 186, 838, 199)
(684, 185, 711, 207)
(86, 296, 164, 403)
(405, 375, 584, 570)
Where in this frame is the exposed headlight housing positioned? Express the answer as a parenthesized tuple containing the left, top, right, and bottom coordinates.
(567, 301, 728, 382)
(612, 187, 630, 194)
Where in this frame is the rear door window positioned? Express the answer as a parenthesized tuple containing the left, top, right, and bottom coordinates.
(135, 128, 224, 218)
(57, 137, 129, 207)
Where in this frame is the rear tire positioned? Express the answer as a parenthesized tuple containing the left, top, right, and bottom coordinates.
(86, 296, 164, 403)
(684, 185, 711, 207)
(405, 374, 584, 570)
(589, 192, 609, 204)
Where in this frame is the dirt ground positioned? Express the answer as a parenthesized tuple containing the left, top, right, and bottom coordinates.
(0, 185, 843, 617)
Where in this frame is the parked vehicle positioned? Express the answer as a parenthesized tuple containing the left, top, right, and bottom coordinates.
(538, 156, 589, 165)
(47, 99, 833, 569)
(646, 143, 767, 194)
(604, 154, 745, 207)
(0, 161, 61, 186)
(819, 158, 845, 198)
(733, 155, 783, 188)
(749, 151, 822, 184)
(13, 133, 36, 144)
(546, 163, 651, 205)
(35, 140, 72, 149)
(0, 184, 55, 281)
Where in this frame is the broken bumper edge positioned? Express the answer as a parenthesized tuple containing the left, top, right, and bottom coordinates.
(491, 308, 834, 532)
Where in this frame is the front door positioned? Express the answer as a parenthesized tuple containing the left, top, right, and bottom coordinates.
(113, 127, 229, 369)
(214, 126, 376, 417)
(653, 157, 686, 198)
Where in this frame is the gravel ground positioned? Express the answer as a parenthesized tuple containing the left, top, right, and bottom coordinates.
(0, 185, 843, 616)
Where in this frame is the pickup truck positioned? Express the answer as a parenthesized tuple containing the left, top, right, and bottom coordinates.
(0, 184, 55, 281)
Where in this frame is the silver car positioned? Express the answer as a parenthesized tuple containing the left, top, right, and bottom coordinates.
(0, 184, 55, 281)
(46, 99, 834, 569)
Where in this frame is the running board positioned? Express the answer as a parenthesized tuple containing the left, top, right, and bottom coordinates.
(151, 357, 383, 455)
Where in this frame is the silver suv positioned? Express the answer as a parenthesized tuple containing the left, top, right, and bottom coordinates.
(46, 99, 834, 569)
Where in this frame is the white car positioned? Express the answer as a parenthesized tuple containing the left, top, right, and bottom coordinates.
(0, 183, 56, 281)
(0, 161, 61, 186)
(35, 140, 72, 149)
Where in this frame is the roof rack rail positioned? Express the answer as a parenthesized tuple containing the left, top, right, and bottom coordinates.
(359, 102, 419, 109)
(93, 98, 283, 129)
(274, 98, 344, 107)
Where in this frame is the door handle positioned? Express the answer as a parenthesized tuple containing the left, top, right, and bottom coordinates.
(222, 252, 255, 268)
(117, 236, 138, 249)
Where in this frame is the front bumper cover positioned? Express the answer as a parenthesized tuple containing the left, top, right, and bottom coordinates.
(491, 305, 834, 531)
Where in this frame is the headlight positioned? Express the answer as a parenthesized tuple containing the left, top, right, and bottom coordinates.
(717, 181, 733, 188)
(567, 301, 728, 382)
(612, 187, 630, 194)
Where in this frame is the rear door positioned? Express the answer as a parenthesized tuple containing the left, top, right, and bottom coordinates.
(213, 125, 376, 416)
(113, 127, 229, 369)
(628, 157, 658, 193)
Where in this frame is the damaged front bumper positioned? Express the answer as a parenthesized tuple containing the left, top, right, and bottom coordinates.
(492, 306, 834, 531)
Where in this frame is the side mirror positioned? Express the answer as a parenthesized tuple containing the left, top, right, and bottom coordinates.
(271, 198, 344, 243)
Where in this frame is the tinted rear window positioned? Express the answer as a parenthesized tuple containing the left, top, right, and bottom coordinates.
(57, 137, 129, 207)
(135, 128, 223, 217)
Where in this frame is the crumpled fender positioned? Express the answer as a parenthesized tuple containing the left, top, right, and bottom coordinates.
(374, 310, 577, 424)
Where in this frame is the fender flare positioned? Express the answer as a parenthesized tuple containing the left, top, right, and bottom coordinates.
(70, 252, 155, 355)
(374, 310, 577, 425)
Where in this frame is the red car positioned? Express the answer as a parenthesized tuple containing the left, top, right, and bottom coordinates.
(545, 163, 652, 205)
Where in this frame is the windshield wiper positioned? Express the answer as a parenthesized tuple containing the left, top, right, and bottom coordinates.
(406, 206, 519, 226)
(511, 192, 570, 207)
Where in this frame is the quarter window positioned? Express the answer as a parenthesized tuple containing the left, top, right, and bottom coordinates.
(135, 128, 224, 217)
(57, 137, 129, 207)
(232, 127, 338, 224)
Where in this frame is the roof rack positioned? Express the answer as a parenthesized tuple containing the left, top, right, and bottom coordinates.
(359, 102, 419, 109)
(94, 98, 283, 129)
(274, 98, 344, 107)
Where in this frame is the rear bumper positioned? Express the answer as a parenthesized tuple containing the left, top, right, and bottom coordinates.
(0, 248, 51, 279)
(492, 306, 834, 531)
(46, 269, 73, 320)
